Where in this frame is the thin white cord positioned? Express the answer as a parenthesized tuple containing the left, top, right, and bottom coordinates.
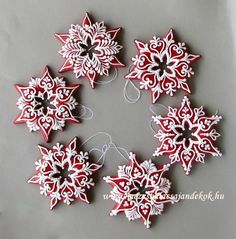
(123, 64, 141, 103)
(109, 143, 129, 162)
(149, 104, 168, 116)
(75, 103, 94, 120)
(148, 104, 168, 134)
(79, 131, 113, 150)
(89, 143, 129, 165)
(89, 146, 109, 165)
(123, 79, 141, 103)
(94, 68, 118, 85)
(79, 132, 129, 165)
(149, 119, 157, 134)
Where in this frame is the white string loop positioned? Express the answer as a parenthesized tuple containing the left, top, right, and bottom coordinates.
(108, 143, 129, 162)
(123, 64, 141, 103)
(79, 132, 129, 165)
(75, 103, 94, 120)
(94, 68, 118, 85)
(79, 132, 113, 150)
(149, 103, 168, 116)
(149, 119, 157, 134)
(149, 103, 168, 134)
(123, 80, 141, 103)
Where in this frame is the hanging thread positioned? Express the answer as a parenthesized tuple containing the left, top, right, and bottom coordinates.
(123, 65, 141, 103)
(75, 103, 94, 120)
(94, 68, 118, 85)
(149, 103, 168, 116)
(79, 132, 130, 165)
(149, 103, 168, 134)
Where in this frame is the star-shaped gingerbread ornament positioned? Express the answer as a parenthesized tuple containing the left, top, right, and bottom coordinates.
(104, 152, 177, 228)
(125, 29, 200, 103)
(14, 66, 80, 142)
(153, 96, 222, 175)
(28, 137, 102, 209)
(55, 12, 125, 88)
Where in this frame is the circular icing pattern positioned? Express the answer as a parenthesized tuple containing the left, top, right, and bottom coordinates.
(153, 96, 222, 175)
(28, 137, 102, 209)
(104, 152, 176, 228)
(14, 66, 80, 142)
(55, 12, 124, 88)
(125, 29, 200, 103)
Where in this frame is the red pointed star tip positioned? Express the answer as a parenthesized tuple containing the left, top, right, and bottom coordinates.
(86, 70, 96, 88)
(14, 84, 22, 93)
(43, 65, 50, 73)
(167, 28, 174, 34)
(124, 72, 131, 79)
(42, 131, 50, 143)
(41, 65, 53, 81)
(110, 56, 125, 67)
(55, 33, 70, 44)
(13, 114, 22, 124)
(66, 136, 79, 148)
(129, 152, 135, 158)
(164, 28, 174, 38)
(72, 118, 81, 124)
(107, 27, 122, 40)
(69, 83, 81, 92)
(38, 144, 46, 150)
(83, 12, 92, 27)
(111, 27, 122, 32)
(50, 202, 58, 210)
(59, 58, 74, 73)
(134, 39, 146, 50)
(72, 136, 79, 141)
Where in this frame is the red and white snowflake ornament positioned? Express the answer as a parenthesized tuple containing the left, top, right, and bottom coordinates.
(104, 152, 177, 228)
(14, 66, 80, 142)
(153, 96, 222, 175)
(28, 137, 102, 209)
(55, 12, 125, 88)
(125, 29, 200, 103)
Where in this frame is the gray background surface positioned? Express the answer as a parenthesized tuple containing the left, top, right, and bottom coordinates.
(0, 0, 235, 238)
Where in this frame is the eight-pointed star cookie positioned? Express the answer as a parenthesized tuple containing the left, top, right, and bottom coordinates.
(125, 29, 200, 103)
(14, 66, 80, 142)
(153, 96, 222, 175)
(104, 152, 177, 228)
(55, 12, 125, 88)
(28, 137, 102, 209)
